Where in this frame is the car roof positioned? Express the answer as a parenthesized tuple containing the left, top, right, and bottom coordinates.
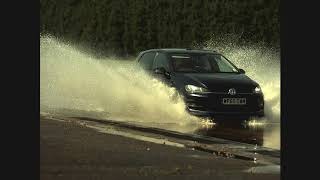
(139, 48, 219, 55)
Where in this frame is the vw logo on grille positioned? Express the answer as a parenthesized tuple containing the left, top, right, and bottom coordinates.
(228, 88, 236, 95)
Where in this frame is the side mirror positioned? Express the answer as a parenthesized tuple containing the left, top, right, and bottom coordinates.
(154, 67, 166, 75)
(238, 69, 245, 74)
(154, 67, 171, 79)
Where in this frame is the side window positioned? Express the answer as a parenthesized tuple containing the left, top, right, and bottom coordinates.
(138, 52, 156, 70)
(153, 53, 170, 71)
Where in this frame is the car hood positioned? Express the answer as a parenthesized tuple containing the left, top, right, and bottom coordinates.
(174, 73, 259, 93)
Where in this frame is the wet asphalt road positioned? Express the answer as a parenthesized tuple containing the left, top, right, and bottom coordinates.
(120, 119, 280, 150)
(40, 117, 280, 180)
(41, 108, 280, 150)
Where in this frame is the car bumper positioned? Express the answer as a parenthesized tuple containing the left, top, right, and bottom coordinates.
(187, 108, 264, 117)
(184, 92, 264, 117)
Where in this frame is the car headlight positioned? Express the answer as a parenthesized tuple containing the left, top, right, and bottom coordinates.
(185, 85, 208, 94)
(253, 86, 262, 94)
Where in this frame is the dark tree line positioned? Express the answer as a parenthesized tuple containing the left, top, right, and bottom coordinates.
(40, 0, 279, 57)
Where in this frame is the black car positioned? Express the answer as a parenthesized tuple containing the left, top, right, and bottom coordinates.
(136, 48, 264, 119)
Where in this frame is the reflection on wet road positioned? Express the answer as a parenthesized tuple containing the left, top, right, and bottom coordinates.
(104, 117, 280, 150)
(129, 118, 280, 150)
(194, 119, 280, 149)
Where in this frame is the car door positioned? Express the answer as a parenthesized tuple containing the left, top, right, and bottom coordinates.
(152, 52, 173, 86)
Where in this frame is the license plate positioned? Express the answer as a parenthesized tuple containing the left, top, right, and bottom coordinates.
(222, 98, 246, 105)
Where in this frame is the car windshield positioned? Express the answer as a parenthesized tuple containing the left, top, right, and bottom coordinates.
(170, 53, 239, 73)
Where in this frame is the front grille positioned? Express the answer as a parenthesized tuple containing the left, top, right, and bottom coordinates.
(207, 84, 254, 94)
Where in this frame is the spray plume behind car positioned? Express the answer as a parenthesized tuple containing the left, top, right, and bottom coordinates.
(40, 36, 204, 133)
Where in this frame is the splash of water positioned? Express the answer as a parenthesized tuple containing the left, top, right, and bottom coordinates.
(203, 38, 280, 149)
(204, 39, 280, 122)
(40, 36, 202, 133)
(221, 47, 280, 149)
(41, 35, 280, 148)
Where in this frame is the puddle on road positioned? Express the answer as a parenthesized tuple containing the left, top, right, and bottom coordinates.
(74, 119, 259, 162)
(194, 119, 280, 150)
(108, 116, 279, 150)
(42, 114, 279, 166)
(118, 116, 280, 150)
(47, 107, 279, 150)
(92, 114, 279, 150)
(43, 107, 279, 150)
